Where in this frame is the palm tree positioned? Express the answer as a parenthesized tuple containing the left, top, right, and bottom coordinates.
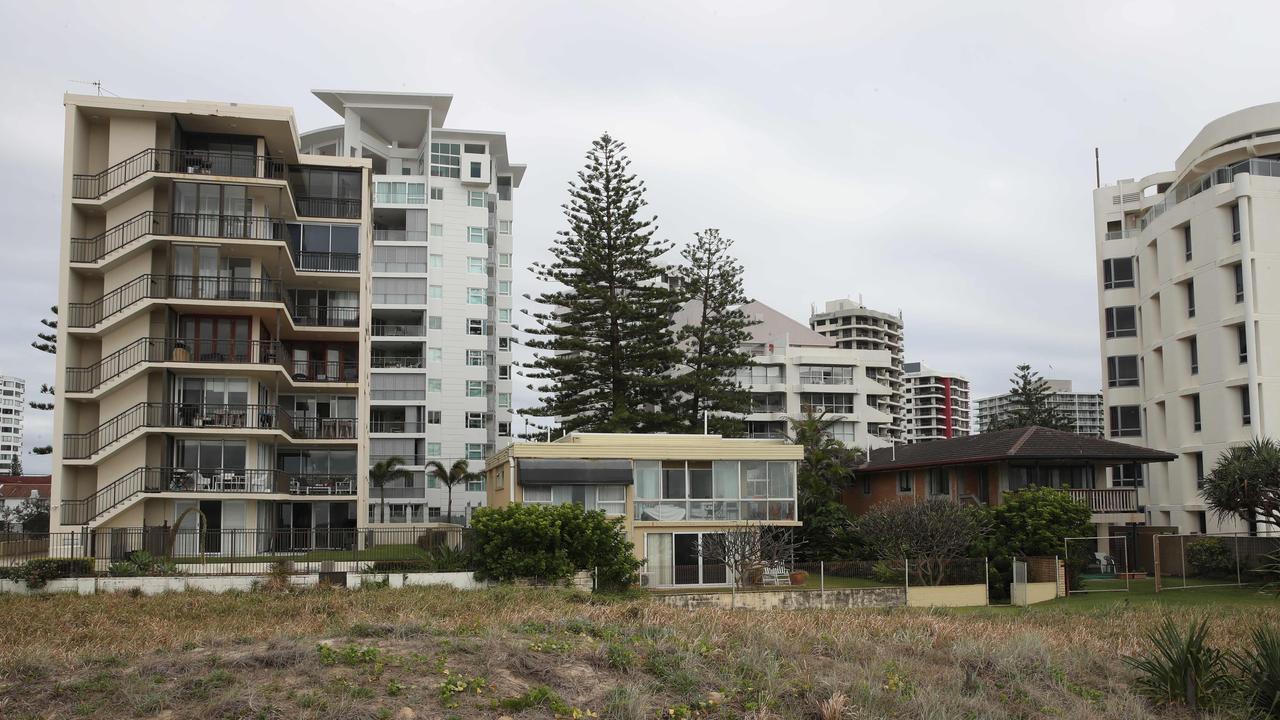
(425, 459, 483, 525)
(368, 456, 411, 523)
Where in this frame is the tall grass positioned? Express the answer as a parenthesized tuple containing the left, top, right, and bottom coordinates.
(1124, 616, 1235, 710)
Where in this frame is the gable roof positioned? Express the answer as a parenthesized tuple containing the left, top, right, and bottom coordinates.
(858, 426, 1176, 473)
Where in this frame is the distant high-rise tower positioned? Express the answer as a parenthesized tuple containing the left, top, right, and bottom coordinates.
(809, 299, 905, 443)
(0, 374, 24, 473)
(902, 362, 970, 443)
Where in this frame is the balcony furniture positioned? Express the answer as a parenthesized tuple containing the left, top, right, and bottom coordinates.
(1092, 552, 1116, 575)
(169, 469, 191, 491)
(222, 472, 246, 492)
(641, 504, 686, 522)
(258, 411, 274, 429)
(761, 565, 792, 586)
(171, 345, 190, 362)
(195, 472, 213, 491)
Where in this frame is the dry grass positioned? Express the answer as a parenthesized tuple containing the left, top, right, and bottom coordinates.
(0, 585, 1272, 719)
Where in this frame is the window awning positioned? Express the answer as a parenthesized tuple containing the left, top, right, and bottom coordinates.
(517, 458, 633, 486)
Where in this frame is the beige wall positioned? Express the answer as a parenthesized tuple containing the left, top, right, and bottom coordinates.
(905, 583, 987, 608)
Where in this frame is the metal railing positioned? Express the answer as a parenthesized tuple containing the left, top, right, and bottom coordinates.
(289, 303, 360, 328)
(72, 148, 285, 199)
(295, 251, 360, 273)
(295, 196, 361, 219)
(1068, 488, 1139, 513)
(369, 453, 428, 466)
(1141, 157, 1280, 229)
(370, 355, 425, 369)
(288, 359, 359, 383)
(67, 275, 282, 328)
(374, 229, 428, 243)
(5, 528, 473, 575)
(369, 420, 425, 433)
(62, 402, 357, 460)
(371, 323, 426, 337)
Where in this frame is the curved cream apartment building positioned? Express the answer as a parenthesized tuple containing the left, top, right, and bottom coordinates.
(1094, 102, 1280, 533)
(809, 299, 906, 443)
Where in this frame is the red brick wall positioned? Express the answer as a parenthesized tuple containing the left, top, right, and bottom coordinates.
(842, 463, 1001, 516)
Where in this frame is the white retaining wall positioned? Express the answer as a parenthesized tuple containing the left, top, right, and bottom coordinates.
(0, 571, 484, 595)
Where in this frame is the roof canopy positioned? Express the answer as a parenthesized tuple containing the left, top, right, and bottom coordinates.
(859, 426, 1176, 473)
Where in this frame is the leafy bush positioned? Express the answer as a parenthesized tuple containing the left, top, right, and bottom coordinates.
(1124, 617, 1235, 710)
(1233, 625, 1280, 718)
(107, 550, 179, 577)
(470, 503, 642, 590)
(0, 558, 93, 588)
(1186, 538, 1237, 579)
(855, 498, 987, 586)
(371, 545, 472, 573)
(978, 486, 1092, 592)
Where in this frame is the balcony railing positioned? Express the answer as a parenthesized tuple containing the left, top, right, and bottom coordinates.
(369, 454, 427, 466)
(67, 275, 282, 328)
(289, 303, 360, 328)
(371, 355, 425, 369)
(59, 466, 355, 525)
(1068, 488, 1139, 514)
(295, 196, 361, 219)
(62, 402, 356, 460)
(374, 229, 428, 243)
(369, 420, 425, 433)
(295, 251, 360, 273)
(371, 323, 425, 337)
(288, 359, 359, 383)
(633, 499, 796, 522)
(72, 148, 286, 200)
(71, 211, 286, 264)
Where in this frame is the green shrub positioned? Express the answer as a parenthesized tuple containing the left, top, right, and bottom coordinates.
(1186, 538, 1237, 579)
(106, 551, 179, 577)
(0, 558, 93, 588)
(1124, 617, 1235, 710)
(470, 503, 642, 590)
(371, 545, 472, 573)
(1233, 625, 1280, 718)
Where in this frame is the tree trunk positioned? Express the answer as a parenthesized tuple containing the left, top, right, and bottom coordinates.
(447, 484, 454, 525)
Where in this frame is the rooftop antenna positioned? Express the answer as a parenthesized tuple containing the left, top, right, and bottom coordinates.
(70, 80, 118, 97)
(1094, 147, 1101, 189)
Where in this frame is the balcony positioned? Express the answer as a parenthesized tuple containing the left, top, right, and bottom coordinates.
(374, 229, 428, 243)
(67, 275, 282, 329)
(289, 302, 359, 329)
(371, 355, 425, 369)
(295, 196, 361, 219)
(633, 499, 796, 522)
(371, 323, 425, 337)
(72, 148, 285, 200)
(1068, 488, 1139, 514)
(369, 420, 425, 434)
(62, 403, 356, 461)
(71, 211, 286, 265)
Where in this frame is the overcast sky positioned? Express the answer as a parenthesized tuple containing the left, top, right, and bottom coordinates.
(3, 0, 1280, 471)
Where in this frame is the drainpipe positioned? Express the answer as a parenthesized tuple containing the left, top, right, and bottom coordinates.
(1238, 192, 1262, 441)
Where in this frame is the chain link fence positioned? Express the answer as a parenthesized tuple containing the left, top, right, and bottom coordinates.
(1153, 530, 1280, 592)
(1063, 535, 1134, 593)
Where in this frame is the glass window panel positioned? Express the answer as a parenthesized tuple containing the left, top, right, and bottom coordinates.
(688, 462, 713, 499)
(712, 461, 738, 499)
(768, 462, 795, 499)
(330, 225, 359, 253)
(741, 461, 769, 498)
(302, 224, 331, 252)
(662, 462, 686, 499)
(634, 461, 660, 499)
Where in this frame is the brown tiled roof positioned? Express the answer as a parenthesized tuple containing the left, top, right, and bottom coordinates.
(859, 426, 1176, 472)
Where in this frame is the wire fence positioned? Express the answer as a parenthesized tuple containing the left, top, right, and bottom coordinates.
(0, 528, 474, 577)
(653, 557, 991, 591)
(1064, 535, 1135, 593)
(1153, 530, 1280, 592)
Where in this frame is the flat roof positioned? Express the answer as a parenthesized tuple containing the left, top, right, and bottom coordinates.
(486, 433, 802, 470)
(859, 426, 1176, 473)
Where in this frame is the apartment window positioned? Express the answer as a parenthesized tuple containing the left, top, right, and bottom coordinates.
(427, 442, 441, 457)
(468, 257, 486, 274)
(373, 277, 428, 304)
(1188, 336, 1199, 375)
(466, 443, 486, 460)
(1194, 452, 1205, 489)
(1102, 257, 1136, 289)
(430, 254, 444, 269)
(428, 316, 443, 330)
(499, 220, 512, 234)
(464, 143, 486, 154)
(373, 245, 428, 273)
(927, 469, 950, 496)
(1183, 225, 1193, 261)
(429, 223, 444, 237)
(466, 350, 486, 366)
(1105, 306, 1137, 338)
(1113, 464, 1144, 488)
(467, 288, 487, 304)
(427, 410, 441, 425)
(468, 227, 485, 244)
(1185, 279, 1195, 318)
(498, 281, 511, 296)
(429, 285, 443, 300)
(1188, 393, 1202, 432)
(498, 392, 511, 408)
(467, 319, 487, 336)
(429, 186, 443, 201)
(1231, 203, 1241, 243)
(1234, 263, 1244, 303)
(498, 422, 511, 436)
(498, 308, 511, 323)
(499, 253, 512, 267)
(1106, 355, 1139, 387)
(498, 365, 510, 380)
(466, 380, 486, 397)
(428, 378, 442, 393)
(1238, 324, 1249, 364)
(374, 181, 425, 204)
(465, 412, 487, 429)
(1109, 405, 1141, 437)
(470, 161, 482, 179)
(498, 336, 510, 351)
(428, 347, 442, 363)
(1242, 387, 1252, 426)
(429, 142, 460, 178)
(468, 190, 486, 207)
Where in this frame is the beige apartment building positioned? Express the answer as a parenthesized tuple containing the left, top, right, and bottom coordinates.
(1094, 102, 1280, 534)
(48, 90, 522, 558)
(809, 299, 906, 443)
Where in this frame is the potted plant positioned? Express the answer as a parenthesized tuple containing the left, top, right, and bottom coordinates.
(745, 565, 764, 587)
(171, 339, 189, 362)
(789, 569, 809, 586)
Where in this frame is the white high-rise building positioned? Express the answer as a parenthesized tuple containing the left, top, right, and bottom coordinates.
(301, 91, 523, 523)
(809, 299, 905, 444)
(902, 361, 970, 443)
(1094, 103, 1280, 534)
(975, 379, 1103, 438)
(0, 375, 24, 473)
